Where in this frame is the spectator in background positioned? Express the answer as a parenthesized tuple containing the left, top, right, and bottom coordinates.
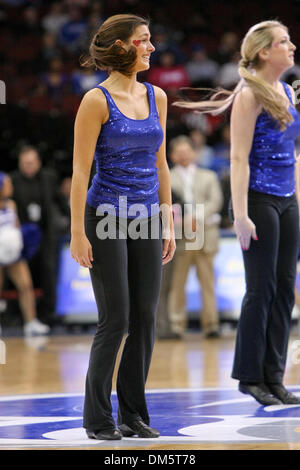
(189, 128, 215, 169)
(77, 10, 104, 53)
(147, 50, 190, 97)
(53, 176, 71, 243)
(156, 189, 185, 340)
(150, 25, 186, 65)
(217, 51, 241, 88)
(0, 172, 50, 337)
(72, 67, 107, 95)
(10, 145, 69, 325)
(186, 44, 219, 88)
(53, 176, 72, 257)
(19, 4, 43, 36)
(89, 0, 104, 16)
(36, 31, 62, 72)
(60, 176, 72, 206)
(42, 1, 69, 37)
(181, 109, 211, 136)
(213, 31, 239, 65)
(58, 5, 87, 54)
(209, 124, 233, 229)
(183, 11, 211, 38)
(189, 127, 232, 229)
(211, 123, 231, 178)
(0, 0, 27, 4)
(168, 136, 223, 338)
(40, 56, 71, 102)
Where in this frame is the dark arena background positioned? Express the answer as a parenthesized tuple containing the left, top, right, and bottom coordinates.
(1, 0, 300, 455)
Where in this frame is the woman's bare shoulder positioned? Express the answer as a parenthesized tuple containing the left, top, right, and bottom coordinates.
(152, 85, 167, 101)
(82, 87, 108, 107)
(76, 87, 108, 122)
(233, 85, 261, 114)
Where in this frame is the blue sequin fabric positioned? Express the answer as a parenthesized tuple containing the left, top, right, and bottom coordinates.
(249, 81, 300, 196)
(87, 82, 163, 218)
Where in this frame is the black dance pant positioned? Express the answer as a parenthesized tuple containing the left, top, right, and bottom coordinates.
(231, 190, 299, 384)
(83, 204, 162, 431)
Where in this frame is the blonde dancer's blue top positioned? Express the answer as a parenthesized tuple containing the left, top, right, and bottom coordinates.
(87, 82, 163, 218)
(249, 81, 300, 196)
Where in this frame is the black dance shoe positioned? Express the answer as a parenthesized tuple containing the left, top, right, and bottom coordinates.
(266, 383, 300, 404)
(239, 382, 282, 405)
(86, 428, 122, 440)
(119, 420, 160, 438)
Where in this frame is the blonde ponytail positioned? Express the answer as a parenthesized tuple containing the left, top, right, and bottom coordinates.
(173, 20, 293, 130)
(238, 62, 293, 130)
(173, 81, 243, 116)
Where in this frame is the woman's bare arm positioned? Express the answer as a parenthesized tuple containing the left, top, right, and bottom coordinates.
(230, 86, 260, 249)
(154, 85, 176, 264)
(70, 89, 107, 267)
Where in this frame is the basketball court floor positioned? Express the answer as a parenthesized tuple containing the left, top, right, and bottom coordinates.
(1, 327, 300, 451)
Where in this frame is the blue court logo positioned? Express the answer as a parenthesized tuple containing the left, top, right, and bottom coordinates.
(0, 388, 300, 447)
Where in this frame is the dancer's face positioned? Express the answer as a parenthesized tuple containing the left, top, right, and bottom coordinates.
(127, 24, 155, 73)
(260, 26, 296, 71)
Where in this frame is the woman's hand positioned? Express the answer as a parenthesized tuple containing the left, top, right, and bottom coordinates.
(70, 233, 94, 268)
(234, 216, 258, 251)
(162, 229, 176, 265)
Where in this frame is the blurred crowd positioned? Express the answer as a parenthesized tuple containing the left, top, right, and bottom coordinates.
(1, 0, 300, 175)
(1, 0, 300, 331)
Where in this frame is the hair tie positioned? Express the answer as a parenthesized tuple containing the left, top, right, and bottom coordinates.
(241, 58, 250, 68)
(94, 35, 102, 47)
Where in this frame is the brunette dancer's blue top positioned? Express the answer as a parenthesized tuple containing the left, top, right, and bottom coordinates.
(86, 82, 163, 218)
(249, 81, 300, 197)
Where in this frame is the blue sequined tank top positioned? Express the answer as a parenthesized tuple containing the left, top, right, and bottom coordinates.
(87, 82, 164, 218)
(249, 81, 300, 196)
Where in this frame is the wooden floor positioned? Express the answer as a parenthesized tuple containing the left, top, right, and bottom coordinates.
(1, 325, 300, 450)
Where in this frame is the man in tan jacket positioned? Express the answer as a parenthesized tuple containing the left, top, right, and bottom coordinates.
(168, 135, 223, 338)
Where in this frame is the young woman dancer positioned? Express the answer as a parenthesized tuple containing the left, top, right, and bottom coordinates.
(70, 14, 175, 440)
(175, 20, 300, 406)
